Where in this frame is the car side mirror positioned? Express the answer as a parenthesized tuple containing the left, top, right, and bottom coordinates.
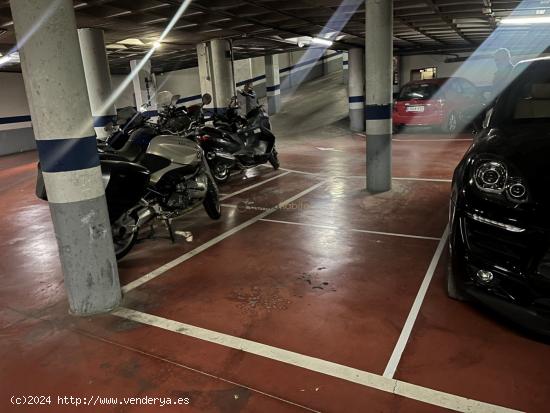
(482, 107, 494, 130)
(171, 94, 181, 106)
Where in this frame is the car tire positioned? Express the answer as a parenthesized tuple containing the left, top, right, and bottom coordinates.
(443, 111, 459, 134)
(392, 124, 403, 134)
(447, 257, 467, 301)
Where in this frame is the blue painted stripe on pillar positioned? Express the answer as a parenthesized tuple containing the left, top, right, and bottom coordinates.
(176, 94, 202, 105)
(266, 84, 281, 92)
(92, 115, 116, 127)
(365, 104, 392, 120)
(236, 75, 267, 87)
(36, 136, 99, 173)
(143, 110, 158, 118)
(349, 96, 364, 103)
(0, 115, 32, 124)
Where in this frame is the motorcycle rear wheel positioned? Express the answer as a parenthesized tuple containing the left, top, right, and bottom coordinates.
(203, 177, 221, 220)
(269, 149, 280, 170)
(112, 213, 139, 260)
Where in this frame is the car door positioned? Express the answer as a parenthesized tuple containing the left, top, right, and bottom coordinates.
(458, 78, 486, 125)
(443, 79, 465, 119)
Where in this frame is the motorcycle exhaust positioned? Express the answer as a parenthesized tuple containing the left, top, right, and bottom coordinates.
(136, 206, 156, 227)
(210, 151, 236, 161)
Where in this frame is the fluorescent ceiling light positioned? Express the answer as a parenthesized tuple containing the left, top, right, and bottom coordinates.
(143, 17, 168, 24)
(151, 41, 162, 50)
(74, 2, 87, 8)
(501, 16, 550, 25)
(174, 23, 198, 29)
(117, 38, 145, 46)
(106, 44, 127, 50)
(311, 37, 333, 46)
(107, 11, 132, 18)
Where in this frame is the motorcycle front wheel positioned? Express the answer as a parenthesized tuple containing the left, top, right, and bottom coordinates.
(203, 177, 221, 220)
(211, 159, 231, 184)
(111, 213, 139, 260)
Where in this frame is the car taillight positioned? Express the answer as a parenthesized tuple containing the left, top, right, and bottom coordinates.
(198, 135, 210, 142)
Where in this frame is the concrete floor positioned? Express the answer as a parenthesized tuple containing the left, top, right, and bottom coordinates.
(1, 72, 549, 413)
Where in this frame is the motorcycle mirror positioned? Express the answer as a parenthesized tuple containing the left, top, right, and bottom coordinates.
(157, 91, 173, 108)
(202, 93, 212, 106)
(171, 94, 181, 106)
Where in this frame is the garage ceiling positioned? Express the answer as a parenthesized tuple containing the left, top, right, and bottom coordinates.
(0, 0, 548, 74)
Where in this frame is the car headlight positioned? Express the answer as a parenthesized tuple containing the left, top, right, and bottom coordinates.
(474, 161, 507, 193)
(473, 160, 528, 203)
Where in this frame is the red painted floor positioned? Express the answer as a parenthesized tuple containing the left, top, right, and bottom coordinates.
(1, 74, 549, 413)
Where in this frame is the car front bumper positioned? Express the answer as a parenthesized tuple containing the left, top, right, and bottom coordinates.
(450, 205, 550, 337)
(393, 111, 444, 126)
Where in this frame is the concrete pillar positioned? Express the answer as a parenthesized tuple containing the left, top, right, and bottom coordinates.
(77, 28, 116, 140)
(265, 54, 281, 115)
(130, 59, 157, 117)
(366, 0, 393, 193)
(343, 51, 349, 84)
(10, 0, 121, 315)
(348, 48, 365, 132)
(196, 39, 235, 112)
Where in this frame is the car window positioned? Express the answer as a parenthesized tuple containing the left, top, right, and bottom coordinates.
(459, 79, 480, 99)
(397, 83, 439, 101)
(443, 79, 461, 100)
(496, 62, 550, 124)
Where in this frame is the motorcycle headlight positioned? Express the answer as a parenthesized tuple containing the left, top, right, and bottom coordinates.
(474, 161, 507, 193)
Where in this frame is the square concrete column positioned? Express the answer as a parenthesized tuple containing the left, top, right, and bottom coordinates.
(265, 54, 281, 115)
(343, 51, 349, 84)
(348, 48, 365, 132)
(10, 0, 120, 315)
(78, 28, 116, 140)
(130, 59, 158, 118)
(365, 0, 393, 193)
(197, 39, 235, 113)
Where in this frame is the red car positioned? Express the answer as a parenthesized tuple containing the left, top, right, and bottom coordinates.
(393, 77, 486, 134)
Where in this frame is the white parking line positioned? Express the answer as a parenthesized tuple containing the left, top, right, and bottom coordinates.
(270, 166, 452, 183)
(260, 218, 441, 241)
(122, 179, 329, 293)
(393, 138, 473, 142)
(112, 307, 521, 413)
(220, 171, 291, 201)
(383, 224, 450, 379)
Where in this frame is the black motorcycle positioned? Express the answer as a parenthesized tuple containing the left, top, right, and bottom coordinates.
(187, 94, 279, 184)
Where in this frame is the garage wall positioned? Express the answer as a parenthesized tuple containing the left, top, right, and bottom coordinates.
(399, 51, 550, 90)
(111, 74, 137, 108)
(0, 72, 35, 156)
(0, 51, 344, 156)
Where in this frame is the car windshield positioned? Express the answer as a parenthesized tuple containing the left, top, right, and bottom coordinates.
(497, 62, 550, 124)
(397, 83, 439, 101)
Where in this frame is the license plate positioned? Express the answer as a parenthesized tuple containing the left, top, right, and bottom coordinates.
(406, 105, 425, 112)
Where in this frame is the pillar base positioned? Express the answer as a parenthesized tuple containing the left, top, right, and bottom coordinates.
(267, 94, 281, 115)
(50, 195, 121, 315)
(366, 134, 392, 193)
(349, 109, 365, 132)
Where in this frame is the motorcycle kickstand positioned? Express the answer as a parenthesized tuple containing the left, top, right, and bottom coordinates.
(163, 218, 176, 243)
(145, 224, 156, 239)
